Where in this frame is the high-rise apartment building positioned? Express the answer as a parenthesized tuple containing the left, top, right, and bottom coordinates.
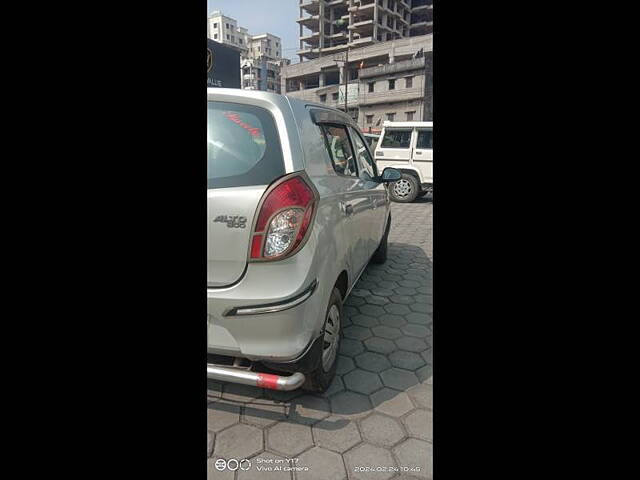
(207, 11, 284, 93)
(297, 0, 432, 62)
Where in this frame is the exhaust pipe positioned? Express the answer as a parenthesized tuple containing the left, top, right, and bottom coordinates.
(207, 364, 306, 391)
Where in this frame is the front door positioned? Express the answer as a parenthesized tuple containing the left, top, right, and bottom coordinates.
(348, 125, 388, 254)
(320, 124, 372, 279)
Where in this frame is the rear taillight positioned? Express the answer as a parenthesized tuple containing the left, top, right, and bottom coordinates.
(250, 175, 316, 261)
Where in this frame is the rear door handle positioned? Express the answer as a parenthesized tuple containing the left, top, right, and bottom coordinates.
(345, 204, 354, 216)
(341, 202, 354, 216)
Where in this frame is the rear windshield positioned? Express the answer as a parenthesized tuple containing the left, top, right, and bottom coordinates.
(381, 129, 412, 149)
(208, 101, 285, 189)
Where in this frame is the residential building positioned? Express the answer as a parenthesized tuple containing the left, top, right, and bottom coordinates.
(297, 0, 433, 63)
(207, 11, 284, 94)
(283, 34, 432, 126)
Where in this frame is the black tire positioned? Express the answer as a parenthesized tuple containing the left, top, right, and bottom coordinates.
(302, 288, 343, 392)
(371, 215, 390, 264)
(389, 173, 419, 203)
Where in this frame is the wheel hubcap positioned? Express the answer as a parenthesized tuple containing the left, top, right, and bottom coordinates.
(393, 179, 412, 198)
(322, 305, 340, 371)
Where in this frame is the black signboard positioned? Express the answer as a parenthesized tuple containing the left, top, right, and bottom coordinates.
(207, 39, 240, 89)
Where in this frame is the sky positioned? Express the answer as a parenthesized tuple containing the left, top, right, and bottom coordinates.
(208, 0, 301, 62)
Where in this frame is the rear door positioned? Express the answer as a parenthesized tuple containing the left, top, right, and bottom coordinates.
(375, 127, 413, 169)
(414, 127, 433, 184)
(207, 100, 285, 287)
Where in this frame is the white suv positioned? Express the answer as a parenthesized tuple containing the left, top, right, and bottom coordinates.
(374, 121, 433, 202)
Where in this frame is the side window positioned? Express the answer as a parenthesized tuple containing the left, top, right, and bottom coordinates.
(417, 129, 433, 149)
(321, 125, 358, 177)
(348, 126, 378, 181)
(381, 129, 412, 148)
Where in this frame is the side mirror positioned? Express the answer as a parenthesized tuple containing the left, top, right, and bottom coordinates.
(379, 167, 402, 183)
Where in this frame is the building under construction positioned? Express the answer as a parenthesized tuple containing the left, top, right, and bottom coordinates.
(297, 0, 432, 63)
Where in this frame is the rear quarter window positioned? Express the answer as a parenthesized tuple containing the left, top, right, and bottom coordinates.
(381, 129, 412, 149)
(208, 101, 285, 189)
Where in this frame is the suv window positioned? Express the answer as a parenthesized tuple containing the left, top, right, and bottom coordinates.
(417, 129, 433, 149)
(348, 126, 377, 181)
(381, 129, 412, 148)
(321, 125, 358, 177)
(207, 101, 285, 189)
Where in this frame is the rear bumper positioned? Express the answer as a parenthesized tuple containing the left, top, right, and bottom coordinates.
(207, 244, 326, 362)
(207, 365, 305, 391)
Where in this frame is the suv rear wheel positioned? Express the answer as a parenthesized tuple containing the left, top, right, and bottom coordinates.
(303, 287, 342, 392)
(390, 173, 419, 203)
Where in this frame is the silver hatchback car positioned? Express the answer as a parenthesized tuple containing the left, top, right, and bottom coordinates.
(207, 88, 401, 392)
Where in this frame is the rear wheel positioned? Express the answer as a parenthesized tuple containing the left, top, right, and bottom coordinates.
(302, 288, 342, 392)
(389, 173, 419, 203)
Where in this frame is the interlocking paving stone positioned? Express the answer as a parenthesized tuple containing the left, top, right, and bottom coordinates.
(340, 338, 365, 357)
(363, 337, 397, 355)
(267, 422, 313, 457)
(394, 287, 418, 295)
(239, 452, 290, 480)
(288, 395, 331, 425)
(359, 304, 386, 317)
(355, 352, 392, 373)
(344, 443, 398, 480)
(419, 348, 433, 364)
(351, 314, 379, 328)
(409, 303, 432, 314)
(207, 401, 241, 432)
(371, 288, 395, 296)
(370, 389, 415, 417)
(416, 364, 433, 384)
(389, 295, 414, 305)
(351, 288, 372, 297)
(343, 369, 383, 395)
(393, 439, 432, 479)
(330, 391, 373, 419)
(343, 325, 373, 341)
(371, 325, 403, 340)
(405, 312, 431, 325)
(396, 337, 429, 353)
(222, 383, 264, 403)
(388, 351, 427, 371)
(345, 296, 366, 307)
(322, 375, 346, 397)
(296, 447, 347, 480)
(214, 423, 263, 459)
(312, 415, 362, 453)
(380, 368, 420, 391)
(336, 355, 356, 375)
(407, 383, 432, 410)
(378, 313, 407, 328)
(367, 295, 391, 306)
(360, 414, 406, 447)
(242, 403, 288, 428)
(383, 303, 412, 315)
(401, 324, 430, 338)
(403, 409, 431, 442)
